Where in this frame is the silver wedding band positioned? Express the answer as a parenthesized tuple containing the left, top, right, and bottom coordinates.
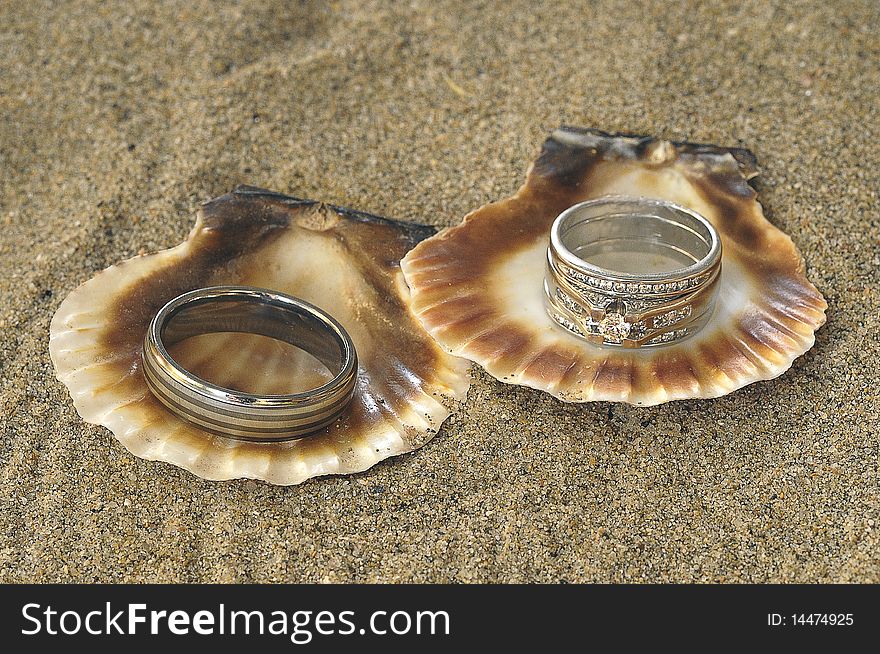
(544, 197, 721, 347)
(142, 286, 357, 441)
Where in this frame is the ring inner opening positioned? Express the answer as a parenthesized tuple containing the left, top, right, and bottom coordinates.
(560, 204, 713, 276)
(161, 297, 343, 395)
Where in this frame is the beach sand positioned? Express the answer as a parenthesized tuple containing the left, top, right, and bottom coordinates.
(1, 0, 877, 582)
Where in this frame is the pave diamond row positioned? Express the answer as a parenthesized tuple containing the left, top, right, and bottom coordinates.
(560, 278, 670, 313)
(652, 305, 692, 329)
(645, 328, 690, 345)
(550, 311, 585, 337)
(560, 264, 710, 295)
(555, 287, 586, 315)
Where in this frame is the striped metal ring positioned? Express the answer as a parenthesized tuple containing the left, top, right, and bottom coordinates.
(142, 286, 357, 441)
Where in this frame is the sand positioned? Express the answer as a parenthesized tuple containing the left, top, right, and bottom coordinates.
(1, 0, 877, 582)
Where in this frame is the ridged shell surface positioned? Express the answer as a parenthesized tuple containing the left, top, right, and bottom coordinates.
(401, 128, 827, 405)
(49, 186, 471, 484)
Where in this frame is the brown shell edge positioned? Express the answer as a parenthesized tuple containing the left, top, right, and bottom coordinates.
(49, 187, 471, 484)
(401, 127, 827, 405)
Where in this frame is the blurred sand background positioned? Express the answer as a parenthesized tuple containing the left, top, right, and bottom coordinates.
(1, 0, 878, 582)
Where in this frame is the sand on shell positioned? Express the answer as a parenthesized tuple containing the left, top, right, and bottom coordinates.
(1, 0, 877, 582)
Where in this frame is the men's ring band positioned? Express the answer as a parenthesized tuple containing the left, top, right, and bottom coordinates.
(142, 286, 358, 441)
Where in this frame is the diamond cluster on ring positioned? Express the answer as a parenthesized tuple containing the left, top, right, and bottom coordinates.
(597, 312, 630, 343)
(551, 287, 697, 346)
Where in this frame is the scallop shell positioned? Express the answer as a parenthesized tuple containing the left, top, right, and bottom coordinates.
(49, 186, 471, 484)
(401, 128, 827, 405)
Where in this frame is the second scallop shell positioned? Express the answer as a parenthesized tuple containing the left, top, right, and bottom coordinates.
(49, 187, 471, 484)
(401, 128, 827, 405)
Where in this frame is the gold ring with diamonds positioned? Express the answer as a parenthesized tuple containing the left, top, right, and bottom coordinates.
(544, 197, 722, 347)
